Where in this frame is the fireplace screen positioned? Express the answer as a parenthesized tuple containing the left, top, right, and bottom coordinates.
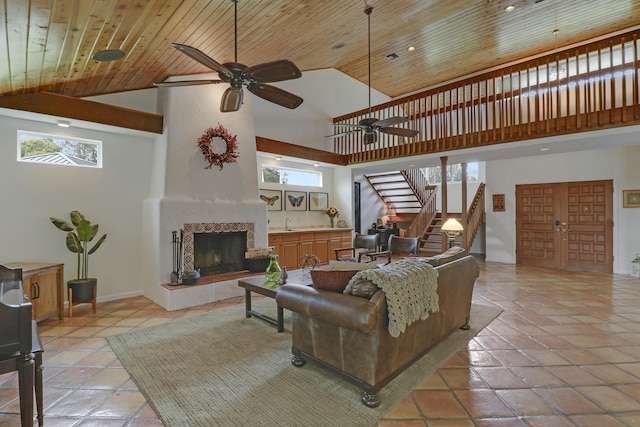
(193, 231, 248, 276)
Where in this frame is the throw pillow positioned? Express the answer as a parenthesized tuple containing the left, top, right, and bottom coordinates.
(329, 260, 378, 271)
(349, 278, 378, 299)
(311, 269, 359, 292)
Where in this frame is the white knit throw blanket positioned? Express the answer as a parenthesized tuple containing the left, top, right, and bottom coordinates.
(344, 258, 439, 337)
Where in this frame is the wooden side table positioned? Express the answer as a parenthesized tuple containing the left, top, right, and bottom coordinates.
(4, 262, 64, 321)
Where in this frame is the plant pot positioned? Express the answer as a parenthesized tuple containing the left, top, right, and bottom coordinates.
(68, 278, 97, 303)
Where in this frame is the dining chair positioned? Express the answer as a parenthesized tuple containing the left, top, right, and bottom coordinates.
(0, 265, 44, 427)
(369, 235, 420, 265)
(333, 233, 379, 262)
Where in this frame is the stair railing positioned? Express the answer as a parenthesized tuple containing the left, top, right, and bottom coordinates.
(400, 169, 430, 205)
(464, 183, 486, 249)
(407, 185, 438, 238)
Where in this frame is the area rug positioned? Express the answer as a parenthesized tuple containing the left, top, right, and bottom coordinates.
(107, 298, 501, 427)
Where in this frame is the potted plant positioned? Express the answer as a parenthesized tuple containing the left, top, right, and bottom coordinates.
(50, 211, 107, 306)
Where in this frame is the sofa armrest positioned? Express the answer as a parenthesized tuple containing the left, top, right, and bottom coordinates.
(276, 284, 379, 333)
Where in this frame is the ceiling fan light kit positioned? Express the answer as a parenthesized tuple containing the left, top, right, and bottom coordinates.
(154, 0, 303, 113)
(325, 2, 419, 144)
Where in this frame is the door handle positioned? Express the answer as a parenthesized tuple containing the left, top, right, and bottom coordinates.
(31, 282, 40, 299)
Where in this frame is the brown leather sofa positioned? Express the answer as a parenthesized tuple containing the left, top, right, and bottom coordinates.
(275, 251, 479, 407)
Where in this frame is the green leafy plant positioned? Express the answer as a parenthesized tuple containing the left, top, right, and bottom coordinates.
(50, 210, 107, 280)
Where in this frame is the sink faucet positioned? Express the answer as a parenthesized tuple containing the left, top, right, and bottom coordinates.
(285, 217, 292, 231)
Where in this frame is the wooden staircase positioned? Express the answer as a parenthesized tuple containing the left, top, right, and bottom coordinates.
(365, 169, 484, 254)
(418, 213, 462, 255)
(364, 170, 426, 220)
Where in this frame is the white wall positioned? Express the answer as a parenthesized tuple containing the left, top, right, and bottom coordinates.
(252, 69, 389, 230)
(256, 155, 337, 230)
(252, 68, 389, 149)
(485, 145, 640, 274)
(0, 114, 155, 302)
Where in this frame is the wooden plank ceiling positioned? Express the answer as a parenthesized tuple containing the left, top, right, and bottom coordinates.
(0, 0, 639, 102)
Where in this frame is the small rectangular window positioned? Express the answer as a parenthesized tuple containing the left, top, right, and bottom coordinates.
(262, 165, 322, 187)
(17, 130, 102, 168)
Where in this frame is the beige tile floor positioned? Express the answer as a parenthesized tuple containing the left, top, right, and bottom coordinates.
(2, 259, 640, 426)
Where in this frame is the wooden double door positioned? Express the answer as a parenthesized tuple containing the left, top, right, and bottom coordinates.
(516, 180, 613, 272)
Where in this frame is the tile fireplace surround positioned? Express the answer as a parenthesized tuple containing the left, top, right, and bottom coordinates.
(160, 222, 256, 311)
(182, 222, 255, 271)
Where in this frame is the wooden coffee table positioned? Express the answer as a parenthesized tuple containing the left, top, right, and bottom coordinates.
(237, 270, 312, 332)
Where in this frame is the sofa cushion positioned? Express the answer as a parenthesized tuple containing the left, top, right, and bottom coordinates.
(311, 269, 359, 292)
(349, 278, 378, 299)
(329, 260, 378, 270)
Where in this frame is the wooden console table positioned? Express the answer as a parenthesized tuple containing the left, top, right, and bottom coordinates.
(4, 262, 64, 322)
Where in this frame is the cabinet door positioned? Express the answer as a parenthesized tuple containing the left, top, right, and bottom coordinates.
(281, 242, 300, 270)
(298, 233, 314, 263)
(313, 240, 330, 264)
(21, 275, 36, 307)
(268, 235, 284, 260)
(34, 269, 60, 322)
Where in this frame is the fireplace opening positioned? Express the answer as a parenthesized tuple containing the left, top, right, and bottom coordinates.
(193, 231, 248, 276)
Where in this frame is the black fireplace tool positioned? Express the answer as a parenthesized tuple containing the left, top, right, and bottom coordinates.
(170, 230, 182, 284)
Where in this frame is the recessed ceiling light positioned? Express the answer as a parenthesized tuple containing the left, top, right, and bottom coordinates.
(539, 147, 550, 152)
(92, 49, 126, 62)
(57, 120, 70, 127)
(407, 46, 415, 52)
(505, 5, 515, 12)
(275, 156, 282, 160)
(313, 163, 319, 167)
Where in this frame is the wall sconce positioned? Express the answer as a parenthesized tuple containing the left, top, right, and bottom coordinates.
(441, 218, 463, 249)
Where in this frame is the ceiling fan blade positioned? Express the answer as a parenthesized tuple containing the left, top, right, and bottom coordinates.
(379, 127, 420, 137)
(332, 122, 367, 129)
(324, 129, 361, 139)
(220, 87, 244, 112)
(171, 43, 233, 80)
(244, 60, 302, 83)
(153, 79, 224, 87)
(374, 116, 409, 127)
(247, 83, 303, 109)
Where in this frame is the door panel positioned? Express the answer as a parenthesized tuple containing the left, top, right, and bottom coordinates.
(565, 181, 613, 271)
(516, 180, 612, 272)
(516, 183, 560, 268)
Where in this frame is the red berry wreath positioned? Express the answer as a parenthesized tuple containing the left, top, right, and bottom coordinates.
(196, 124, 239, 170)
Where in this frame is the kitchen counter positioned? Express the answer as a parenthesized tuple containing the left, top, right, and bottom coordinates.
(268, 227, 353, 234)
(267, 228, 353, 269)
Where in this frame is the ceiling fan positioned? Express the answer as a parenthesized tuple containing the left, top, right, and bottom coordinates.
(325, 2, 418, 144)
(154, 0, 303, 113)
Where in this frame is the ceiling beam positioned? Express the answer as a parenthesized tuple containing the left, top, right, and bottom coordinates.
(0, 92, 163, 134)
(256, 136, 348, 166)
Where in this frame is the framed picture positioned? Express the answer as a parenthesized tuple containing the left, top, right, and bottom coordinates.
(259, 189, 282, 211)
(623, 190, 640, 208)
(308, 192, 328, 211)
(285, 190, 307, 211)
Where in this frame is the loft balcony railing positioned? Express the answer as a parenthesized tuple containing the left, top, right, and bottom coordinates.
(332, 29, 640, 164)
